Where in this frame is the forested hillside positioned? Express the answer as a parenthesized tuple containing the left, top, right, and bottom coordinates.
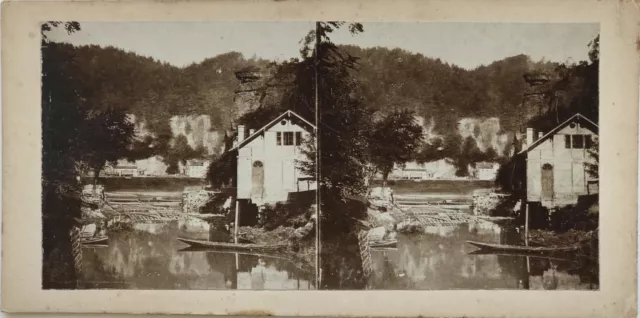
(342, 46, 558, 134)
(45, 38, 597, 171)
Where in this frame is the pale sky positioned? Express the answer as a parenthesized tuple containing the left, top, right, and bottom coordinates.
(46, 22, 599, 70)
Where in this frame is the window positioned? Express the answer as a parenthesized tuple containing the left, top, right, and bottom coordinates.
(276, 132, 282, 145)
(572, 135, 584, 149)
(295, 132, 302, 146)
(565, 134, 593, 149)
(284, 132, 294, 145)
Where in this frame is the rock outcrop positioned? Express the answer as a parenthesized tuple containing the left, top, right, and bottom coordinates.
(471, 189, 510, 216)
(181, 188, 215, 213)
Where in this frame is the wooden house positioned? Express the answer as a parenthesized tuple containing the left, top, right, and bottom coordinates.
(518, 113, 598, 208)
(229, 110, 317, 207)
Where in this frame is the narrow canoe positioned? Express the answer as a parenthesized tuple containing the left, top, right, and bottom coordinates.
(177, 237, 288, 252)
(81, 236, 108, 245)
(466, 240, 580, 253)
(82, 244, 109, 249)
(467, 249, 576, 262)
(369, 240, 397, 248)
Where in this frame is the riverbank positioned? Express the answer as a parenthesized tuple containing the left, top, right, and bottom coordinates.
(237, 226, 316, 274)
(372, 179, 494, 195)
(527, 228, 599, 260)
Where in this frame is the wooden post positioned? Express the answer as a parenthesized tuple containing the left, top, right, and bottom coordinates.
(524, 256, 531, 290)
(234, 200, 239, 244)
(314, 21, 322, 291)
(524, 203, 529, 246)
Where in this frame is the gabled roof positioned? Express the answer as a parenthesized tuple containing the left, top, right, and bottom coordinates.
(230, 110, 316, 151)
(519, 113, 598, 154)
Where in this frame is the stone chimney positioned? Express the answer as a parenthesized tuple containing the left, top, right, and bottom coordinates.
(237, 125, 245, 143)
(526, 128, 534, 147)
(538, 131, 543, 139)
(249, 128, 255, 136)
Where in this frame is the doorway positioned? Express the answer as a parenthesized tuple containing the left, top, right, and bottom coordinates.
(541, 163, 554, 201)
(251, 160, 265, 202)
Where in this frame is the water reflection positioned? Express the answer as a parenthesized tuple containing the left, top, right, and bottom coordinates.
(324, 221, 598, 290)
(81, 221, 314, 290)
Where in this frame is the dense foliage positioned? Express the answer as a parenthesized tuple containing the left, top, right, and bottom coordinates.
(369, 110, 424, 182)
(42, 22, 138, 288)
(44, 42, 269, 170)
(48, 29, 598, 179)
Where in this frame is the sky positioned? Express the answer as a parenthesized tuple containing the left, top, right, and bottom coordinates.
(46, 22, 599, 70)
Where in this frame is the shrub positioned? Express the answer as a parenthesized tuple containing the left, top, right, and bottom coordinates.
(549, 204, 598, 232)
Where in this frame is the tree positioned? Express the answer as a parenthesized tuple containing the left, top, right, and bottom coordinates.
(41, 22, 138, 288)
(416, 137, 447, 164)
(206, 132, 237, 189)
(207, 150, 238, 189)
(584, 136, 599, 179)
(42, 25, 89, 288)
(369, 109, 423, 184)
(173, 134, 194, 164)
(292, 22, 374, 199)
(126, 135, 157, 162)
(82, 109, 135, 179)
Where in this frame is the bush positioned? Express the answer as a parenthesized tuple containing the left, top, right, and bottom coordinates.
(549, 204, 598, 232)
(199, 193, 230, 214)
(260, 202, 312, 231)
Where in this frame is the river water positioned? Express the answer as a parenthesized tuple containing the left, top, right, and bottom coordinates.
(322, 180, 599, 290)
(80, 182, 598, 290)
(80, 222, 315, 290)
(366, 222, 598, 290)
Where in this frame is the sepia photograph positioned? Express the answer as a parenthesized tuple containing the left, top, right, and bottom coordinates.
(313, 22, 600, 290)
(41, 21, 321, 290)
(41, 20, 600, 291)
(3, 0, 637, 315)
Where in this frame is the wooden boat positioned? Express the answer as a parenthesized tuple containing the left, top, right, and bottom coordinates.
(82, 244, 109, 249)
(80, 236, 108, 245)
(466, 240, 580, 253)
(369, 240, 397, 248)
(177, 237, 288, 252)
(467, 249, 575, 262)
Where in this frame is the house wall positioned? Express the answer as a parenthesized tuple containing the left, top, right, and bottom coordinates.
(401, 170, 428, 180)
(526, 123, 597, 208)
(237, 117, 315, 205)
(114, 168, 138, 176)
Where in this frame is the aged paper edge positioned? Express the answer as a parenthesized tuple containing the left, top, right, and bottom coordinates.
(2, 0, 638, 317)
